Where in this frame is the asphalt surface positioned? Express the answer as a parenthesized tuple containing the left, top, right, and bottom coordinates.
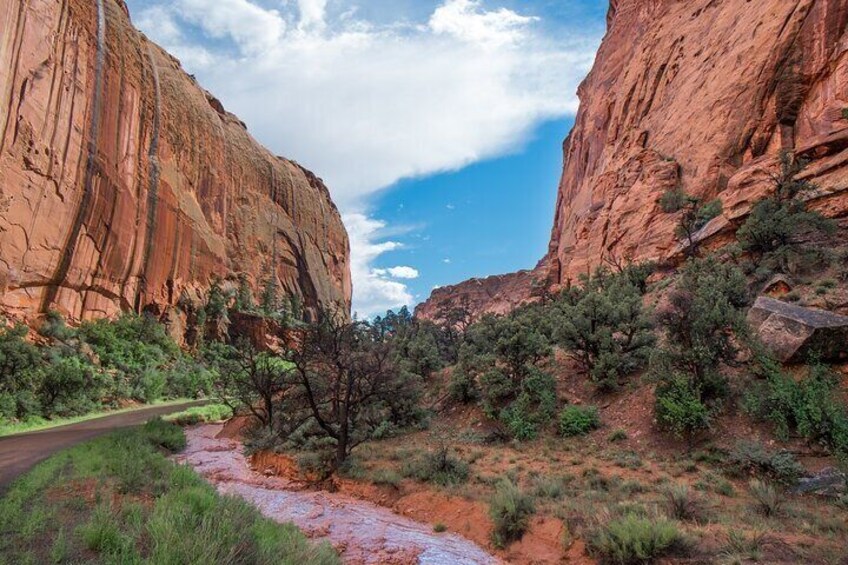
(0, 400, 206, 491)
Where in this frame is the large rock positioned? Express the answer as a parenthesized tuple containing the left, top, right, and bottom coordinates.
(421, 0, 848, 318)
(748, 296, 848, 363)
(0, 0, 351, 325)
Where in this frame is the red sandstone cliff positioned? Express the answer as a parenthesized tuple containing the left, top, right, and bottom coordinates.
(0, 0, 351, 326)
(418, 0, 848, 322)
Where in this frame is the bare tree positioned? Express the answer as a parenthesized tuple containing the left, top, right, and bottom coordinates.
(286, 311, 418, 468)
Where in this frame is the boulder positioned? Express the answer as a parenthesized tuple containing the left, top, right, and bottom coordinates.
(793, 467, 847, 498)
(747, 296, 848, 363)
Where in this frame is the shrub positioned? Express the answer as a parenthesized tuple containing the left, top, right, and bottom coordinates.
(744, 362, 848, 460)
(748, 479, 784, 517)
(553, 268, 655, 390)
(654, 373, 711, 440)
(674, 197, 723, 255)
(448, 369, 480, 404)
(659, 189, 688, 213)
(588, 514, 686, 565)
(402, 445, 469, 486)
(559, 405, 601, 437)
(609, 429, 629, 442)
(498, 368, 558, 440)
(489, 479, 536, 548)
(664, 484, 705, 523)
(726, 441, 804, 485)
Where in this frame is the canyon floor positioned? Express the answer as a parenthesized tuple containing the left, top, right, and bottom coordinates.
(221, 355, 848, 565)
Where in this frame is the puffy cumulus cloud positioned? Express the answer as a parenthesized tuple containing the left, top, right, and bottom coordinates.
(429, 0, 537, 47)
(374, 266, 421, 280)
(131, 0, 601, 316)
(344, 214, 414, 317)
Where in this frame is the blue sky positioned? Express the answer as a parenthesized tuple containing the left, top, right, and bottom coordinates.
(126, 0, 607, 316)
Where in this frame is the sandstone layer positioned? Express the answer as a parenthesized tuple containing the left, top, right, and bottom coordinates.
(418, 0, 848, 321)
(0, 0, 351, 326)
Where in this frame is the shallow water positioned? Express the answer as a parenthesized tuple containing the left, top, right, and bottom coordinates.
(177, 425, 499, 565)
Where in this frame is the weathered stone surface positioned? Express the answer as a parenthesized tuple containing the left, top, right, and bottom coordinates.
(0, 0, 351, 326)
(419, 0, 848, 318)
(793, 467, 848, 498)
(748, 296, 848, 363)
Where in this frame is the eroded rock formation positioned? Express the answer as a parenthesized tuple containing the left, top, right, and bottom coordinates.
(413, 269, 540, 322)
(418, 0, 848, 321)
(0, 0, 351, 325)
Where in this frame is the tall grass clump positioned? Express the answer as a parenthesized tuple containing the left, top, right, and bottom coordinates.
(489, 478, 536, 548)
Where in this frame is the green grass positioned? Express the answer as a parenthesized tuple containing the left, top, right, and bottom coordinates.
(0, 398, 198, 437)
(0, 418, 339, 564)
(163, 404, 233, 426)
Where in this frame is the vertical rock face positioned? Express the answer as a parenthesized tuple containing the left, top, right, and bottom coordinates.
(418, 0, 848, 321)
(0, 0, 351, 324)
(546, 0, 848, 285)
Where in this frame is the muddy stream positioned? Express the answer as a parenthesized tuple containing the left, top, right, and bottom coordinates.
(177, 425, 500, 565)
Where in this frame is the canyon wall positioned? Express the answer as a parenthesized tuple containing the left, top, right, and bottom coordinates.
(418, 0, 848, 321)
(0, 0, 351, 326)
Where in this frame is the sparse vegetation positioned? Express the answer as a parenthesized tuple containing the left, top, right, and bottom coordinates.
(489, 478, 536, 548)
(748, 479, 784, 517)
(726, 441, 804, 485)
(402, 444, 469, 486)
(588, 513, 686, 565)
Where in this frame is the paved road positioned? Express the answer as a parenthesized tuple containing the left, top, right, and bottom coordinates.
(0, 401, 206, 491)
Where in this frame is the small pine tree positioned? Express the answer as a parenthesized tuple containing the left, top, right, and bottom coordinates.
(554, 267, 655, 391)
(675, 197, 723, 257)
(737, 152, 835, 259)
(260, 270, 279, 316)
(234, 273, 254, 313)
(653, 257, 749, 440)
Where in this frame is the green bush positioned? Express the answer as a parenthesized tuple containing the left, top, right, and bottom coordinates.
(489, 479, 535, 548)
(553, 268, 655, 391)
(497, 368, 557, 441)
(744, 362, 848, 459)
(654, 373, 711, 440)
(588, 514, 686, 565)
(558, 405, 601, 437)
(448, 369, 480, 404)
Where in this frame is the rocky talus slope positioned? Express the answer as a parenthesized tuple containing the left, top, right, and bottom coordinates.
(418, 0, 848, 321)
(0, 0, 351, 327)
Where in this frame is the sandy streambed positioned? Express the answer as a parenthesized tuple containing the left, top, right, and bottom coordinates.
(176, 424, 499, 565)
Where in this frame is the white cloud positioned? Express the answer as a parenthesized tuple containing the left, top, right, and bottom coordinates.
(374, 266, 420, 280)
(131, 0, 601, 315)
(298, 0, 329, 32)
(345, 214, 414, 316)
(173, 0, 285, 54)
(429, 0, 536, 47)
